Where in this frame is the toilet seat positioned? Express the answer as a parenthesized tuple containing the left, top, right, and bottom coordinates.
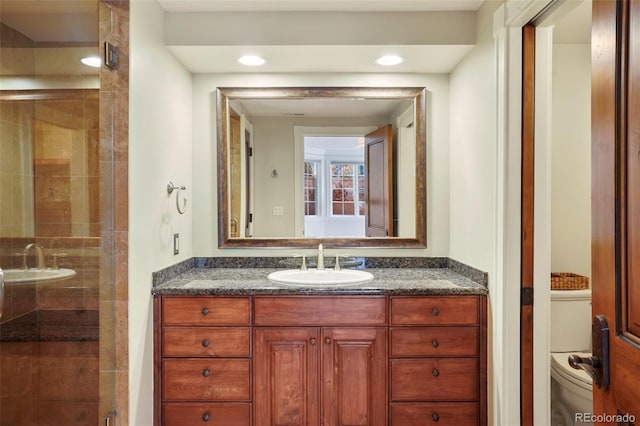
(551, 352, 593, 396)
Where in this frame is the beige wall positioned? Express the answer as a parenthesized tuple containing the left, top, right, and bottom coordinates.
(448, 1, 499, 276)
(449, 1, 502, 424)
(550, 44, 591, 280)
(129, 1, 193, 424)
(192, 73, 451, 257)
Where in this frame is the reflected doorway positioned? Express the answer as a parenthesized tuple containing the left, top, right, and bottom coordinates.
(303, 135, 367, 238)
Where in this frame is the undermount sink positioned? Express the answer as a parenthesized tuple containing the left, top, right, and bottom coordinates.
(3, 268, 76, 284)
(267, 269, 374, 287)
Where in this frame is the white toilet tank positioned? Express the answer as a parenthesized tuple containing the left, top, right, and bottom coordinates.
(550, 289, 592, 352)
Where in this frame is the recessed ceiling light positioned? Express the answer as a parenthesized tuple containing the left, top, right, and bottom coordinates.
(238, 55, 266, 66)
(81, 56, 101, 68)
(376, 55, 404, 66)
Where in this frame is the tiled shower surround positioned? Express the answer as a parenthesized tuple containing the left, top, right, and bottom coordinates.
(0, 0, 129, 424)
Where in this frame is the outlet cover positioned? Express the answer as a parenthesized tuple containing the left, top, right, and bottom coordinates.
(273, 206, 284, 216)
(173, 233, 179, 255)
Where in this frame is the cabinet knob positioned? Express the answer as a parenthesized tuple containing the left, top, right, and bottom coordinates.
(309, 338, 316, 345)
(432, 339, 439, 348)
(201, 307, 209, 316)
(202, 339, 210, 348)
(325, 338, 332, 345)
(432, 368, 440, 377)
(202, 413, 210, 422)
(202, 369, 211, 377)
(432, 412, 440, 422)
(431, 307, 440, 316)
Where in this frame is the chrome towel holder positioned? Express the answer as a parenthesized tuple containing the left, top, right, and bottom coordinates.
(167, 182, 187, 214)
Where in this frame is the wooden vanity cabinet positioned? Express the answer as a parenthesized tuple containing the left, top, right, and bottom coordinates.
(389, 296, 486, 426)
(155, 294, 487, 426)
(154, 296, 252, 426)
(253, 296, 387, 426)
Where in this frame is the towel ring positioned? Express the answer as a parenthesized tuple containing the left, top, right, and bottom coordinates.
(167, 182, 187, 214)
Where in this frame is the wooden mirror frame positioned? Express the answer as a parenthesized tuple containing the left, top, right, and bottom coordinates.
(217, 87, 427, 248)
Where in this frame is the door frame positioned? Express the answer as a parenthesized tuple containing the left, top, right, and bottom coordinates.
(493, 1, 586, 424)
(293, 126, 377, 237)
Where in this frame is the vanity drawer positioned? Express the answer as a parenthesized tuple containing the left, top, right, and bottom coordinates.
(390, 358, 479, 401)
(163, 403, 251, 426)
(391, 402, 479, 426)
(162, 327, 250, 357)
(391, 296, 479, 325)
(390, 327, 479, 357)
(162, 297, 250, 326)
(254, 296, 386, 326)
(162, 359, 250, 401)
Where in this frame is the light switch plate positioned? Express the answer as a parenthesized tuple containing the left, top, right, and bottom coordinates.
(173, 233, 179, 255)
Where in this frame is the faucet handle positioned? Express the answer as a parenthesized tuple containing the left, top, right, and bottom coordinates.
(51, 253, 67, 270)
(334, 254, 350, 271)
(291, 254, 307, 271)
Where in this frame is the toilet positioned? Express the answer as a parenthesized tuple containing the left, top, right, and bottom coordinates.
(550, 288, 593, 426)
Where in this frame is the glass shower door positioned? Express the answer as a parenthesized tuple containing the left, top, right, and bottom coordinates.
(0, 2, 117, 424)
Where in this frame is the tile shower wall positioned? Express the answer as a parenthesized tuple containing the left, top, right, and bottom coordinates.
(0, 90, 99, 238)
(0, 88, 102, 425)
(0, 342, 99, 426)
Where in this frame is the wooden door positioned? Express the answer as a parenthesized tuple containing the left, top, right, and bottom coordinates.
(591, 0, 640, 421)
(229, 109, 241, 237)
(254, 328, 320, 426)
(244, 128, 252, 237)
(321, 328, 387, 426)
(365, 125, 394, 237)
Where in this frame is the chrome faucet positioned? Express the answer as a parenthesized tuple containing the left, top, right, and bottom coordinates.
(317, 243, 325, 270)
(24, 243, 46, 270)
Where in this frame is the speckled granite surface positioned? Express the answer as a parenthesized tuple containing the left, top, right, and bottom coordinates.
(152, 267, 488, 296)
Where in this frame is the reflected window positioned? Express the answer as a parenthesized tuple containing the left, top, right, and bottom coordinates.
(304, 161, 319, 216)
(330, 162, 365, 216)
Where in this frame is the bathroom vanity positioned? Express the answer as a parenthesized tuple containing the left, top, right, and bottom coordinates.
(152, 265, 488, 426)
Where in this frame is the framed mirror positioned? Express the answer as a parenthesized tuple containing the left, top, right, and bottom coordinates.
(217, 87, 426, 248)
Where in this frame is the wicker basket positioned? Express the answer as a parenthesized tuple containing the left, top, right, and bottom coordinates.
(550, 272, 589, 290)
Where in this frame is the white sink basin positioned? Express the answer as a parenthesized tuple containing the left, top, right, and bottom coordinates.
(267, 269, 374, 287)
(3, 268, 76, 284)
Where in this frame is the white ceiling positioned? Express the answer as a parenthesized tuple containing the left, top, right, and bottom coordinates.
(168, 45, 475, 74)
(158, 0, 486, 12)
(0, 0, 591, 76)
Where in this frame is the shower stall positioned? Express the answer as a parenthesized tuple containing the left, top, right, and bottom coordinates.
(0, 1, 124, 424)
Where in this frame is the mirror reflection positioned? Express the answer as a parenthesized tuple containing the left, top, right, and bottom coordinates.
(217, 87, 426, 248)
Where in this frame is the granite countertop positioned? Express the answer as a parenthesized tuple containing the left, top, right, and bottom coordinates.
(152, 267, 488, 296)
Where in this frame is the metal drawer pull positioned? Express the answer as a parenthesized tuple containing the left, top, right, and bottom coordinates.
(202, 413, 210, 422)
(201, 307, 209, 316)
(431, 307, 440, 316)
(432, 339, 439, 348)
(325, 338, 332, 345)
(202, 369, 211, 377)
(309, 338, 316, 345)
(202, 339, 209, 348)
(432, 412, 440, 422)
(432, 368, 440, 377)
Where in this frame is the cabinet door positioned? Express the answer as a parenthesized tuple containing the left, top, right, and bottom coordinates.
(254, 328, 320, 426)
(321, 328, 387, 426)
